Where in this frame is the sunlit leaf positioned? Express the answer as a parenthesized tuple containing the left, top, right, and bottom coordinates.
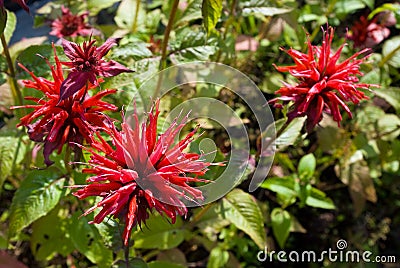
(68, 212, 113, 267)
(222, 189, 266, 249)
(132, 213, 185, 250)
(298, 153, 316, 181)
(8, 167, 66, 238)
(306, 187, 335, 209)
(202, 0, 223, 35)
(0, 136, 25, 192)
(207, 246, 229, 268)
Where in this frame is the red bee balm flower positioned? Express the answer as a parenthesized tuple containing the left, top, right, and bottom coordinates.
(12, 45, 118, 165)
(59, 38, 133, 101)
(272, 27, 374, 132)
(50, 6, 99, 38)
(73, 101, 215, 245)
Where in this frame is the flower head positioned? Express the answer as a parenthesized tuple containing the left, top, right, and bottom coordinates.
(348, 13, 395, 48)
(272, 27, 375, 132)
(12, 45, 118, 165)
(50, 6, 99, 38)
(73, 100, 215, 245)
(59, 37, 133, 101)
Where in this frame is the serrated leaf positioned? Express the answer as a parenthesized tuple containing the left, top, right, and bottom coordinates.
(202, 0, 223, 35)
(241, 0, 292, 17)
(298, 153, 316, 181)
(132, 213, 185, 250)
(0, 10, 16, 54)
(270, 208, 291, 248)
(382, 36, 400, 68)
(222, 189, 266, 249)
(306, 187, 335, 209)
(0, 136, 24, 192)
(68, 212, 113, 267)
(112, 42, 153, 61)
(8, 167, 65, 238)
(170, 28, 218, 63)
(275, 117, 306, 151)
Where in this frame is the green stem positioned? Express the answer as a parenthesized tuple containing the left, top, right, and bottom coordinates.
(132, 0, 141, 33)
(153, 0, 180, 99)
(159, 0, 179, 71)
(378, 44, 400, 68)
(187, 203, 213, 229)
(1, 33, 23, 106)
(124, 244, 130, 268)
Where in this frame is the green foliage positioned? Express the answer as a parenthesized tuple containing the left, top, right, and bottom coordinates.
(270, 208, 291, 248)
(132, 213, 186, 250)
(221, 189, 266, 249)
(0, 136, 24, 192)
(8, 167, 66, 239)
(202, 0, 223, 35)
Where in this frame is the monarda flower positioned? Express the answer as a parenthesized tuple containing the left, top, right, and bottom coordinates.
(59, 37, 133, 101)
(12, 45, 118, 165)
(73, 101, 215, 245)
(348, 12, 395, 48)
(272, 26, 374, 132)
(50, 5, 100, 38)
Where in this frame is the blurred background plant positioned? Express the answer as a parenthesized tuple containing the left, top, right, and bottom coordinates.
(0, 0, 399, 267)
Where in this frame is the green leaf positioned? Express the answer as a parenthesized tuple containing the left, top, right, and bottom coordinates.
(202, 0, 223, 35)
(30, 207, 74, 261)
(334, 0, 366, 15)
(84, 0, 121, 16)
(132, 213, 185, 250)
(115, 0, 146, 31)
(306, 187, 336, 209)
(16, 44, 67, 79)
(148, 261, 185, 268)
(260, 177, 296, 197)
(95, 219, 124, 251)
(68, 212, 113, 267)
(170, 28, 218, 63)
(0, 10, 16, 54)
(113, 42, 153, 61)
(374, 87, 400, 113)
(270, 208, 291, 248)
(222, 189, 266, 249)
(8, 167, 65, 238)
(241, 0, 292, 17)
(298, 153, 316, 181)
(207, 247, 229, 268)
(0, 136, 25, 192)
(382, 36, 400, 68)
(275, 117, 306, 151)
